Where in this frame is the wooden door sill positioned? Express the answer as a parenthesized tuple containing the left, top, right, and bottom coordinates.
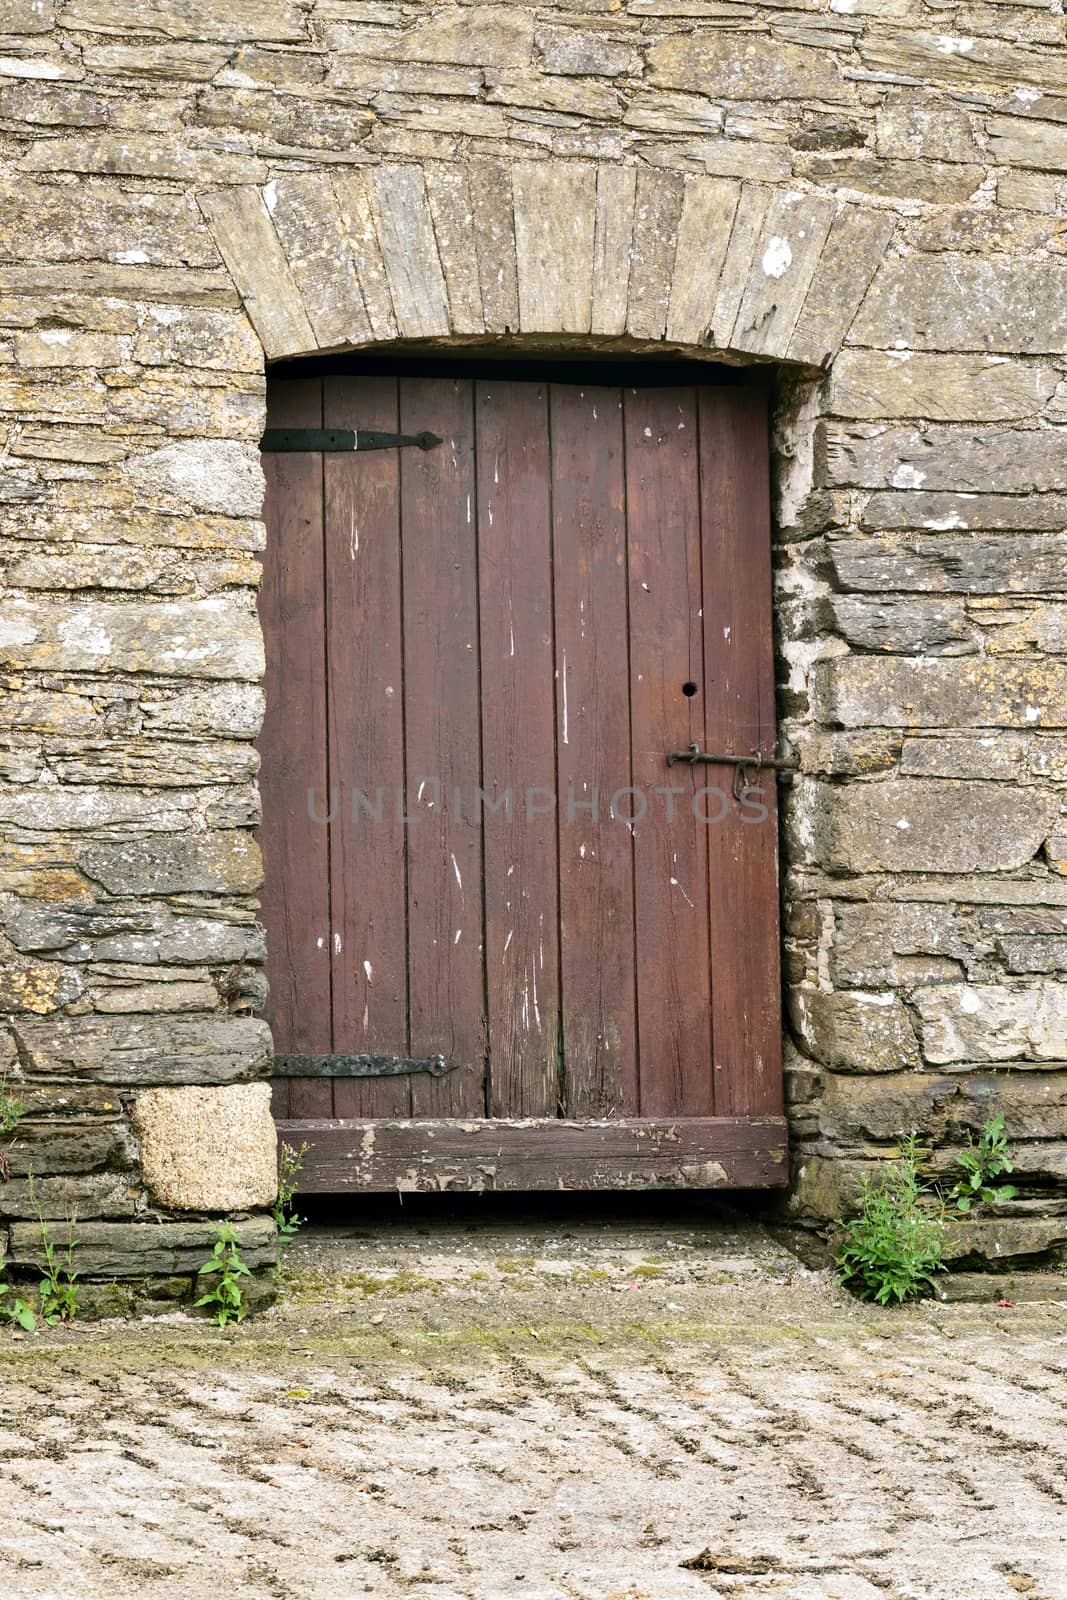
(274, 1115, 788, 1192)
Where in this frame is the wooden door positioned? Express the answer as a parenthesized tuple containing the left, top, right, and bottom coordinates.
(259, 368, 786, 1192)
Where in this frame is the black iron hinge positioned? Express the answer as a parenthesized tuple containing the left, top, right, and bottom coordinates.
(259, 428, 442, 453)
(273, 1052, 450, 1079)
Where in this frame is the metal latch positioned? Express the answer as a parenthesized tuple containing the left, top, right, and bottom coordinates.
(666, 744, 799, 800)
(259, 428, 443, 453)
(273, 1052, 450, 1079)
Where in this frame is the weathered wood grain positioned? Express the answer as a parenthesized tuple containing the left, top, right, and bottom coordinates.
(699, 387, 782, 1119)
(324, 376, 410, 1120)
(277, 1116, 789, 1191)
(258, 378, 331, 1119)
(550, 383, 637, 1117)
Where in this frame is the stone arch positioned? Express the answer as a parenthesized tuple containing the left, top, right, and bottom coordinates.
(200, 160, 895, 369)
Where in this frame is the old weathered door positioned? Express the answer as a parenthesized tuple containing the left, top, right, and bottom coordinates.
(259, 366, 786, 1192)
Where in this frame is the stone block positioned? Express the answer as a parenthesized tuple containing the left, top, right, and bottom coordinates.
(827, 353, 1058, 423)
(337, 10, 535, 68)
(81, 41, 230, 77)
(796, 154, 984, 204)
(997, 170, 1061, 213)
(133, 1082, 277, 1211)
(6, 1013, 272, 1085)
(874, 97, 982, 163)
(814, 657, 1067, 729)
(820, 424, 1067, 494)
(829, 532, 1067, 593)
(790, 987, 921, 1072)
(3, 1118, 133, 1178)
(535, 24, 639, 77)
(817, 1071, 1067, 1145)
(787, 1153, 877, 1222)
(829, 902, 979, 990)
(802, 777, 1057, 874)
(989, 116, 1067, 174)
(78, 831, 262, 896)
(858, 30, 1066, 95)
(828, 596, 974, 655)
(7, 1216, 277, 1276)
(0, 179, 218, 268)
(649, 35, 847, 101)
(19, 134, 264, 185)
(998, 937, 1067, 975)
(59, 0, 304, 42)
(128, 439, 264, 517)
(0, 1172, 139, 1220)
(0, 597, 264, 682)
(900, 734, 1027, 782)
(850, 257, 1067, 355)
(942, 1217, 1067, 1270)
(914, 981, 1067, 1064)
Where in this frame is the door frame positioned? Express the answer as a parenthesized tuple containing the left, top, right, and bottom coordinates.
(262, 355, 789, 1193)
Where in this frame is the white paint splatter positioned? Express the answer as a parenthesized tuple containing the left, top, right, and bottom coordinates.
(762, 237, 792, 278)
(363, 960, 373, 983)
(561, 649, 569, 745)
(451, 852, 463, 891)
(333, 933, 342, 954)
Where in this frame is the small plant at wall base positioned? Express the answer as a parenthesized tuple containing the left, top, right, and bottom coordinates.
(273, 1141, 308, 1272)
(947, 1114, 1017, 1214)
(0, 1269, 36, 1332)
(0, 1078, 25, 1141)
(833, 1136, 946, 1306)
(834, 1117, 1019, 1305)
(196, 1223, 252, 1328)
(29, 1177, 79, 1325)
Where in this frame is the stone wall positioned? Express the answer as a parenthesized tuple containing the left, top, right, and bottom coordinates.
(1, 0, 1065, 1291)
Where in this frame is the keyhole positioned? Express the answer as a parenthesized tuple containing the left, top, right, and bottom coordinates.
(682, 682, 698, 697)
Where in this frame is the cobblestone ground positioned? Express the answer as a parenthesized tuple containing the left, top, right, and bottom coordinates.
(1, 1206, 1065, 1600)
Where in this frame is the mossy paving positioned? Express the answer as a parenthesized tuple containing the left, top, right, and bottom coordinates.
(1, 1224, 1066, 1598)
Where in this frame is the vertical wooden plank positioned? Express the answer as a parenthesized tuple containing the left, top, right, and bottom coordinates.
(258, 377, 332, 1120)
(402, 377, 487, 1118)
(477, 380, 560, 1119)
(324, 375, 410, 1119)
(699, 387, 783, 1117)
(625, 387, 713, 1118)
(550, 384, 637, 1118)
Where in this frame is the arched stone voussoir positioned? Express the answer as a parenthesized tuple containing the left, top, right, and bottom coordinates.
(201, 161, 897, 369)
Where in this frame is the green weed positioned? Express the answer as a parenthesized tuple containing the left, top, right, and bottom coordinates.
(947, 1114, 1017, 1213)
(272, 1141, 308, 1271)
(28, 1176, 78, 1325)
(195, 1223, 252, 1328)
(0, 1078, 25, 1141)
(833, 1136, 945, 1306)
(0, 1268, 35, 1332)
